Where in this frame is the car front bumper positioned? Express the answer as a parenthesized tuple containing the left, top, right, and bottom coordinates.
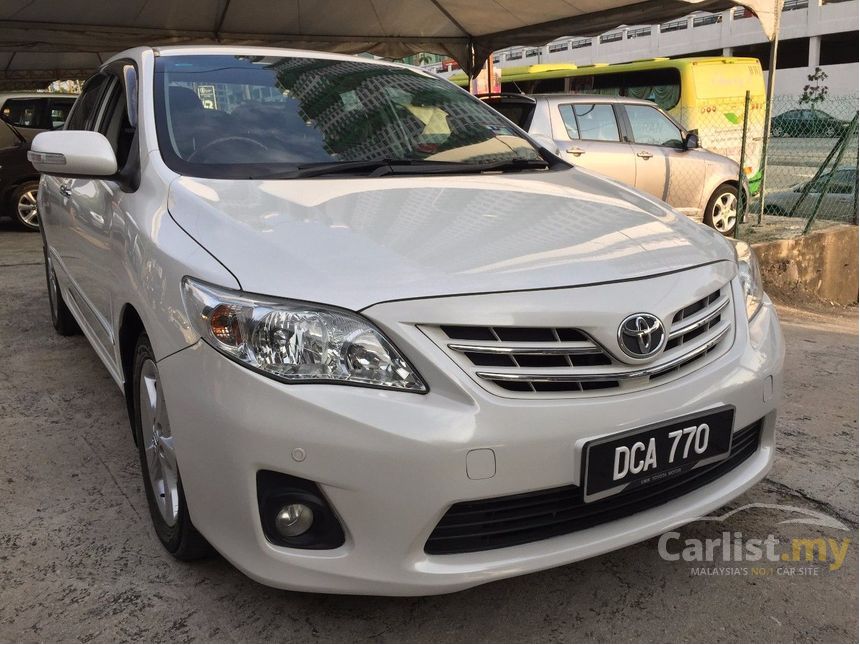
(158, 292, 784, 596)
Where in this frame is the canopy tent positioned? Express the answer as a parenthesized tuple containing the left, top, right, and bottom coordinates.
(0, 0, 780, 90)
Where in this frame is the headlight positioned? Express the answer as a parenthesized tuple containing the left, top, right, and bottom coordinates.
(730, 240, 764, 320)
(181, 278, 427, 392)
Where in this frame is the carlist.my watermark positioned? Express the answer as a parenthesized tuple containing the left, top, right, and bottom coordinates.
(657, 503, 853, 576)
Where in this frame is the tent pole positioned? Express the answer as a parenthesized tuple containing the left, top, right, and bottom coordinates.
(757, 2, 781, 224)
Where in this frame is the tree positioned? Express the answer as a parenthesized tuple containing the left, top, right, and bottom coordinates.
(799, 67, 829, 113)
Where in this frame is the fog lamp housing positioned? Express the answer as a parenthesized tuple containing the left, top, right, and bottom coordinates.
(256, 471, 345, 549)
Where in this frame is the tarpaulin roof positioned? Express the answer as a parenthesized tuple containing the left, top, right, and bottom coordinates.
(0, 0, 779, 90)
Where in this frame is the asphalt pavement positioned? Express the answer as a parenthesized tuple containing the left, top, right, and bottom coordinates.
(0, 222, 857, 643)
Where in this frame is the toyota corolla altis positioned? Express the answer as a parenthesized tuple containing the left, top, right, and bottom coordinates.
(29, 46, 784, 595)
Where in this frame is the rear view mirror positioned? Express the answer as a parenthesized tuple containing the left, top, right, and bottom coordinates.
(28, 130, 118, 178)
(684, 131, 700, 150)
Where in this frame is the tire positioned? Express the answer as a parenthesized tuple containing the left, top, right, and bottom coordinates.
(132, 334, 213, 561)
(10, 181, 40, 231)
(703, 184, 739, 237)
(43, 246, 80, 336)
(824, 126, 837, 138)
(771, 125, 784, 138)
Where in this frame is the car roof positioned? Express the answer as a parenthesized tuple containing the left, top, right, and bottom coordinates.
(0, 91, 77, 99)
(524, 93, 661, 107)
(106, 45, 425, 75)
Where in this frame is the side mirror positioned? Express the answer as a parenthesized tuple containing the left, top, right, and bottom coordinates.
(684, 131, 699, 150)
(28, 130, 117, 178)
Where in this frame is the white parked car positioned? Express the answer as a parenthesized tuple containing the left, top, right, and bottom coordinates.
(31, 46, 784, 596)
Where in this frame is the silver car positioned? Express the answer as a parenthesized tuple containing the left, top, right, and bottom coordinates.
(485, 94, 747, 236)
(764, 166, 857, 220)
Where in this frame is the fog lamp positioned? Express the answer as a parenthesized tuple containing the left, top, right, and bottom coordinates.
(275, 503, 314, 537)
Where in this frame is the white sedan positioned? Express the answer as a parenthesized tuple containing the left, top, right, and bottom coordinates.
(30, 45, 784, 595)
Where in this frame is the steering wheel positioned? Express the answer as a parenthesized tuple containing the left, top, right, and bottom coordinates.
(187, 136, 270, 162)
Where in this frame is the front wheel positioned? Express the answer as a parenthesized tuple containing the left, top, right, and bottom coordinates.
(132, 334, 212, 560)
(11, 181, 40, 231)
(704, 184, 739, 237)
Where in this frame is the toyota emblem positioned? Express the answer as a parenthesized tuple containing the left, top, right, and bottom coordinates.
(617, 313, 666, 359)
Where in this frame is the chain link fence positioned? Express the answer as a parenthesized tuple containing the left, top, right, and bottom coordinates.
(673, 94, 858, 236)
(756, 95, 858, 230)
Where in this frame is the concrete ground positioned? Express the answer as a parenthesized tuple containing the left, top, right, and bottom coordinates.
(0, 222, 857, 643)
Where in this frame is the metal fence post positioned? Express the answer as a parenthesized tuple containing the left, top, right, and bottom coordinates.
(854, 156, 859, 226)
(757, 5, 782, 225)
(736, 90, 751, 236)
(803, 112, 859, 235)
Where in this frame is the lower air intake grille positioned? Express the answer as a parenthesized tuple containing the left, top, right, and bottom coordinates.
(425, 419, 763, 555)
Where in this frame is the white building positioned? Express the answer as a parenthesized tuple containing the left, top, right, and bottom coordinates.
(432, 0, 858, 98)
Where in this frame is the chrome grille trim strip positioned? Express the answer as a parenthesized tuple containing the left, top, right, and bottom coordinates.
(447, 342, 603, 356)
(668, 295, 730, 340)
(476, 325, 730, 383)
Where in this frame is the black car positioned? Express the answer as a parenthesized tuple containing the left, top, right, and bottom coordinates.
(0, 119, 40, 231)
(771, 109, 850, 138)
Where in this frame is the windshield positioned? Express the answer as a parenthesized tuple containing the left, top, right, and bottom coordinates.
(154, 54, 544, 179)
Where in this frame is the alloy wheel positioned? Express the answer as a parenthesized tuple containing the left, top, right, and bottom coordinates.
(17, 188, 39, 228)
(710, 192, 737, 234)
(139, 359, 180, 527)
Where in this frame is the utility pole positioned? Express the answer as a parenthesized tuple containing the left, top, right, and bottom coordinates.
(757, 0, 783, 224)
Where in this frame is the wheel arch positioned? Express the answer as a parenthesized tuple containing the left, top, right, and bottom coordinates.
(118, 303, 146, 440)
(4, 173, 40, 193)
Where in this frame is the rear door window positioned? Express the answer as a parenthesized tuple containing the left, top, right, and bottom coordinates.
(1, 98, 43, 128)
(47, 98, 75, 129)
(558, 103, 620, 141)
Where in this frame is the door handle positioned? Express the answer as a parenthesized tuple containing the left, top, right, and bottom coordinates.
(636, 151, 653, 160)
(566, 147, 586, 156)
(59, 184, 72, 198)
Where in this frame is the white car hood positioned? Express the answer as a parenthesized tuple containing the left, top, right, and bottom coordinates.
(168, 168, 734, 310)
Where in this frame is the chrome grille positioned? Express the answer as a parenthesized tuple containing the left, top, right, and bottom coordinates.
(422, 284, 734, 397)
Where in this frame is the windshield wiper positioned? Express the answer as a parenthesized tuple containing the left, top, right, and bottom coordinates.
(256, 159, 430, 180)
(380, 157, 549, 176)
(255, 156, 549, 180)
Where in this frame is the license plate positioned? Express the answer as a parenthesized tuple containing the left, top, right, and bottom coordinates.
(582, 407, 735, 503)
